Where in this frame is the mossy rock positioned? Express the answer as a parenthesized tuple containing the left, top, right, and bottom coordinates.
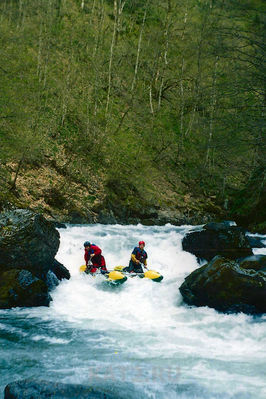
(0, 269, 51, 309)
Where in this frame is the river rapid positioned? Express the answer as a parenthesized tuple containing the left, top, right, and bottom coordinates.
(1, 224, 265, 398)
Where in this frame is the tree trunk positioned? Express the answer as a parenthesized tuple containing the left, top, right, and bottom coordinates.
(10, 155, 24, 191)
(105, 0, 118, 115)
(158, 0, 172, 110)
(131, 1, 149, 92)
(179, 7, 188, 141)
(205, 56, 219, 168)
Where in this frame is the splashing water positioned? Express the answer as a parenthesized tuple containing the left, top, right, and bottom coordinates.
(0, 224, 265, 399)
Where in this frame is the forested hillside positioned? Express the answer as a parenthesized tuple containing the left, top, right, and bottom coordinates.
(1, 0, 265, 230)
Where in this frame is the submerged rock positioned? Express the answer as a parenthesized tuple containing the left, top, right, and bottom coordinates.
(179, 256, 266, 314)
(0, 269, 50, 308)
(182, 221, 252, 261)
(4, 378, 120, 399)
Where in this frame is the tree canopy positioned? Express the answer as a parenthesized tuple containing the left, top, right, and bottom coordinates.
(0, 0, 265, 230)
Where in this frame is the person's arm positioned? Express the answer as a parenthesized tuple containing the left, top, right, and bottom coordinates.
(131, 248, 140, 263)
(144, 251, 147, 266)
(140, 257, 147, 266)
(90, 245, 101, 257)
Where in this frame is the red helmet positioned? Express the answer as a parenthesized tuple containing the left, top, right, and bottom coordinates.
(139, 241, 145, 246)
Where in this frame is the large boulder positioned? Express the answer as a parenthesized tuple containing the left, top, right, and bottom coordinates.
(0, 209, 70, 308)
(0, 269, 51, 308)
(0, 209, 60, 279)
(182, 221, 252, 261)
(4, 378, 120, 399)
(179, 256, 266, 314)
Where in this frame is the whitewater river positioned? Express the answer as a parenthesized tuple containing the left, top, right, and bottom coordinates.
(1, 224, 266, 398)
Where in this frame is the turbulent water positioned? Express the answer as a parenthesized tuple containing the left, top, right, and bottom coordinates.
(1, 224, 266, 399)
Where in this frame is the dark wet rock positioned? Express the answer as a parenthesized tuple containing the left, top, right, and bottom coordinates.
(97, 209, 118, 224)
(0, 209, 60, 279)
(51, 259, 70, 281)
(182, 221, 252, 261)
(0, 269, 51, 309)
(53, 221, 67, 229)
(67, 211, 86, 224)
(66, 208, 96, 224)
(239, 255, 266, 272)
(4, 378, 120, 399)
(203, 221, 237, 231)
(179, 256, 266, 314)
(246, 235, 265, 249)
(46, 270, 59, 290)
(0, 209, 70, 308)
(156, 210, 213, 226)
(95, 206, 214, 226)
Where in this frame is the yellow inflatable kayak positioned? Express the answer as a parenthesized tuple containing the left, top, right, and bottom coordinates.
(114, 266, 163, 282)
(79, 265, 127, 285)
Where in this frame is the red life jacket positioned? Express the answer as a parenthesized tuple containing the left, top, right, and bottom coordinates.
(84, 244, 106, 270)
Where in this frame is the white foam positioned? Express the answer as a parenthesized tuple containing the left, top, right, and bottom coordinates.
(50, 225, 266, 362)
(2, 224, 265, 398)
(31, 335, 70, 344)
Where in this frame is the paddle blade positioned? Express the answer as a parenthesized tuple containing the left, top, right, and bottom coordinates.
(79, 265, 87, 273)
(114, 266, 125, 271)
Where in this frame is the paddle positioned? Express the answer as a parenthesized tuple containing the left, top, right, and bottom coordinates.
(140, 261, 148, 270)
(137, 261, 148, 273)
(84, 260, 92, 274)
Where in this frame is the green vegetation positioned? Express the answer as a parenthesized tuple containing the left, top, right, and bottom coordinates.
(0, 0, 265, 230)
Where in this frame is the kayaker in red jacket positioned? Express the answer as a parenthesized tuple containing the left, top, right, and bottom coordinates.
(84, 241, 107, 273)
